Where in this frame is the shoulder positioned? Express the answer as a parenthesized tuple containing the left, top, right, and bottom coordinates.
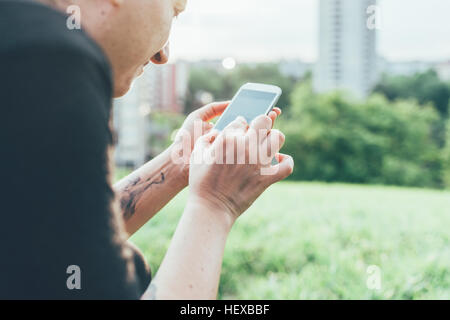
(0, 0, 112, 94)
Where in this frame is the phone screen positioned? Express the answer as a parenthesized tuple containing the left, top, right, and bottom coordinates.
(215, 89, 277, 131)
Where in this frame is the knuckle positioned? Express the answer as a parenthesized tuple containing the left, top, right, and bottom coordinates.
(262, 115, 272, 127)
(252, 115, 270, 127)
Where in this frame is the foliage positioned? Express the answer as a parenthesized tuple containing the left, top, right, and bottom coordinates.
(279, 83, 443, 188)
(443, 118, 450, 188)
(127, 182, 450, 300)
(181, 66, 449, 188)
(373, 70, 450, 117)
(373, 70, 450, 148)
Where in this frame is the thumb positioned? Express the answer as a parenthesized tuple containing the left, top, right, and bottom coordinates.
(262, 153, 294, 180)
(196, 101, 230, 121)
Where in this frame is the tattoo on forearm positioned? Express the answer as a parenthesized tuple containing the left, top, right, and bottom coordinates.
(120, 172, 165, 219)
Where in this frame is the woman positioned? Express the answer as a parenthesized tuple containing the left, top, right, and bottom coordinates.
(0, 0, 293, 299)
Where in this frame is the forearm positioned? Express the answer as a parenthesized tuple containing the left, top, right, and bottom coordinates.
(114, 144, 188, 235)
(142, 200, 234, 300)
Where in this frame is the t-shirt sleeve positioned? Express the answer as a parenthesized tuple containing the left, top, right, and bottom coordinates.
(0, 38, 150, 299)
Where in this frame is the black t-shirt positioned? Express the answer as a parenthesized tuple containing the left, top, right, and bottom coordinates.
(0, 0, 151, 299)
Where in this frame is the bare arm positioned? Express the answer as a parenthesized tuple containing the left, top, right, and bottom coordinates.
(142, 113, 294, 300)
(114, 102, 231, 236)
(142, 200, 232, 299)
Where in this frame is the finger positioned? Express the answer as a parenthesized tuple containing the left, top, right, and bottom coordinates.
(268, 110, 278, 125)
(191, 129, 219, 165)
(249, 114, 272, 143)
(202, 121, 214, 134)
(196, 129, 219, 149)
(213, 117, 248, 164)
(268, 107, 282, 127)
(250, 114, 272, 132)
(266, 129, 286, 159)
(222, 116, 249, 136)
(259, 129, 285, 166)
(270, 153, 294, 182)
(196, 101, 230, 121)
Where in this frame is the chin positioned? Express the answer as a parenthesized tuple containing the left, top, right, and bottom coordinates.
(113, 80, 134, 98)
(113, 68, 144, 98)
(113, 87, 131, 98)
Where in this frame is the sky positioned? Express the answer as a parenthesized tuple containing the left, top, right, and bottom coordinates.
(168, 0, 450, 63)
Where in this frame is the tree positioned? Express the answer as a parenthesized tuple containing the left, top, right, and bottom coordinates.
(374, 70, 450, 116)
(279, 82, 443, 188)
(443, 119, 450, 188)
(374, 70, 450, 148)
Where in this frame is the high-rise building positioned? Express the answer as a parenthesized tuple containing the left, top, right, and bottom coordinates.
(314, 0, 378, 99)
(435, 60, 450, 82)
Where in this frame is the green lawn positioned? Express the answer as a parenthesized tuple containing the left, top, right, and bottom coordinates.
(127, 180, 450, 299)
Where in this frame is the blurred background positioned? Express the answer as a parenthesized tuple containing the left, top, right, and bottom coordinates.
(114, 0, 450, 299)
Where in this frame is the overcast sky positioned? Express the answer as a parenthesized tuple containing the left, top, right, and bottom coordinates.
(168, 0, 450, 63)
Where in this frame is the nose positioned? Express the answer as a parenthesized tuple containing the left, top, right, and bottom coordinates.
(150, 43, 170, 65)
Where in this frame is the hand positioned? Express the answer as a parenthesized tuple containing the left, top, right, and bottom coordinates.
(175, 101, 229, 151)
(171, 102, 228, 179)
(172, 101, 282, 181)
(188, 114, 294, 227)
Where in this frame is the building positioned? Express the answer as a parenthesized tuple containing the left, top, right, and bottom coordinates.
(435, 60, 450, 82)
(314, 0, 378, 99)
(279, 59, 314, 80)
(378, 58, 434, 77)
(113, 62, 189, 168)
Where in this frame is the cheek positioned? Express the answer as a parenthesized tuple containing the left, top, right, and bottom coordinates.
(144, 3, 173, 50)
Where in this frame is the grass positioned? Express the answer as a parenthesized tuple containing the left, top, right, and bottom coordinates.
(119, 170, 450, 299)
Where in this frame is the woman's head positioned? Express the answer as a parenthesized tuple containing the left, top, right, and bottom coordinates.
(43, 0, 187, 97)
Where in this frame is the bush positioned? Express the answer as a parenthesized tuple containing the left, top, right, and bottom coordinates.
(443, 119, 450, 188)
(374, 70, 450, 117)
(279, 83, 443, 188)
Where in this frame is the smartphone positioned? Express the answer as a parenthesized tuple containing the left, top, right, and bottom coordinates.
(214, 83, 282, 165)
(214, 83, 282, 131)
